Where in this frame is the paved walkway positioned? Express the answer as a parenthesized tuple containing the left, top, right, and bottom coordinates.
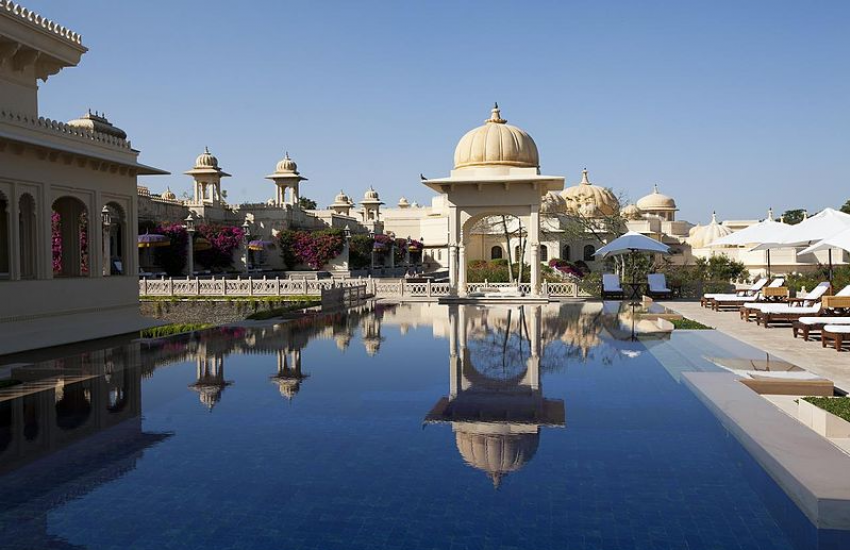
(663, 301, 850, 393)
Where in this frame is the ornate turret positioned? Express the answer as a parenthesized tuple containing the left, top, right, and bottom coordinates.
(330, 190, 353, 216)
(361, 186, 383, 223)
(560, 169, 619, 217)
(265, 151, 308, 207)
(636, 184, 677, 221)
(184, 147, 230, 206)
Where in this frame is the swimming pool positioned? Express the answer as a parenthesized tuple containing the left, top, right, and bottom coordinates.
(0, 302, 845, 549)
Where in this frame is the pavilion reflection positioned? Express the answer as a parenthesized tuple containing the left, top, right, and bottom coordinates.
(425, 305, 566, 488)
(270, 349, 308, 400)
(0, 346, 171, 548)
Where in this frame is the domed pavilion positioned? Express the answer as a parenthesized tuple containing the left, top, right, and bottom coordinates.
(421, 104, 565, 296)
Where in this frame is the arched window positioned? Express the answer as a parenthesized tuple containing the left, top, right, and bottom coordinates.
(18, 194, 37, 279)
(0, 191, 9, 279)
(52, 197, 89, 278)
(104, 202, 127, 275)
(583, 244, 596, 262)
(540, 245, 548, 262)
(562, 245, 571, 261)
(490, 246, 503, 260)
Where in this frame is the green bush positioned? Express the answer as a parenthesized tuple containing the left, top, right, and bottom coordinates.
(141, 323, 214, 338)
(671, 318, 712, 330)
(785, 265, 850, 293)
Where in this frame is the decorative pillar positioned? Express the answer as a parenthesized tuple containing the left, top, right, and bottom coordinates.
(448, 244, 458, 290)
(101, 205, 111, 277)
(448, 305, 459, 398)
(529, 207, 541, 296)
(185, 213, 195, 277)
(458, 245, 467, 296)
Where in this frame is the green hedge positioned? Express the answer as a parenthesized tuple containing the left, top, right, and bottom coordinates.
(802, 397, 850, 423)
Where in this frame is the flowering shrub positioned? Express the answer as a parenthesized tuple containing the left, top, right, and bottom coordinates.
(549, 258, 584, 279)
(153, 223, 188, 276)
(277, 229, 344, 270)
(195, 224, 246, 271)
(349, 235, 374, 269)
(372, 234, 393, 251)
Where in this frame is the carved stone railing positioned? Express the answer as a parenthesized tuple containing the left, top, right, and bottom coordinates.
(139, 277, 582, 299)
(1, 1, 84, 46)
(0, 110, 132, 150)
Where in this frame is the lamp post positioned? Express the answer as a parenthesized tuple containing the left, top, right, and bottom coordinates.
(101, 205, 111, 276)
(419, 237, 424, 273)
(343, 225, 352, 272)
(369, 229, 376, 272)
(185, 213, 195, 277)
(405, 235, 411, 268)
(242, 220, 251, 274)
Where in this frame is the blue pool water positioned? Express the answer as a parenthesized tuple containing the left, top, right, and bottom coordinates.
(0, 302, 845, 549)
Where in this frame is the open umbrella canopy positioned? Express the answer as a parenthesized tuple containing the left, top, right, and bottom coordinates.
(800, 225, 850, 255)
(751, 208, 850, 251)
(137, 232, 170, 248)
(594, 231, 670, 259)
(708, 219, 792, 247)
(248, 239, 276, 251)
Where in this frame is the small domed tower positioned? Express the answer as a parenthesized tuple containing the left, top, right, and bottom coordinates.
(330, 190, 353, 216)
(361, 186, 383, 222)
(185, 147, 230, 206)
(265, 152, 308, 207)
(636, 184, 678, 221)
(398, 197, 411, 209)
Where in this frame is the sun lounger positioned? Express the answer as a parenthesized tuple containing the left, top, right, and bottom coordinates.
(822, 325, 850, 351)
(646, 273, 672, 299)
(740, 281, 830, 322)
(793, 316, 850, 340)
(702, 278, 767, 307)
(601, 273, 624, 300)
(739, 370, 834, 396)
(713, 278, 785, 312)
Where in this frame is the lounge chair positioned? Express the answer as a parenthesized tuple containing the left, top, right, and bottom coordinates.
(601, 273, 624, 300)
(755, 283, 845, 327)
(646, 273, 672, 299)
(701, 278, 767, 308)
(793, 316, 850, 340)
(713, 278, 786, 312)
(740, 281, 829, 322)
(822, 325, 850, 351)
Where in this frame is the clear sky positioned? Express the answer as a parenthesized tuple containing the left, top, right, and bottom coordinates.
(23, 0, 850, 223)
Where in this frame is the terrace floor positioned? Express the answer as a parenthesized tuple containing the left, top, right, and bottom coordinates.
(663, 301, 850, 393)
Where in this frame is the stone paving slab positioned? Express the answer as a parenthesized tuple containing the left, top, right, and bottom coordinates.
(664, 301, 850, 393)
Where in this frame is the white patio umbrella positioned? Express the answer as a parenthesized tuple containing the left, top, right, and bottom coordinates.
(594, 231, 671, 258)
(752, 208, 850, 280)
(707, 217, 793, 276)
(800, 225, 850, 256)
(594, 231, 671, 287)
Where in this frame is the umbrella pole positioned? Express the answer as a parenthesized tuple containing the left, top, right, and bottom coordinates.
(767, 252, 770, 279)
(829, 249, 834, 285)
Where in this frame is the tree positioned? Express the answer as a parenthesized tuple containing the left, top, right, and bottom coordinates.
(841, 200, 850, 215)
(299, 197, 318, 210)
(781, 209, 806, 225)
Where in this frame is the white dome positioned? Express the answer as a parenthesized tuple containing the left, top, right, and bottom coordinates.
(275, 151, 298, 173)
(540, 192, 566, 214)
(333, 190, 350, 204)
(398, 197, 411, 208)
(561, 169, 620, 217)
(622, 203, 643, 220)
(455, 430, 539, 488)
(636, 184, 677, 212)
(453, 104, 539, 170)
(687, 212, 733, 248)
(194, 147, 218, 169)
(161, 186, 176, 200)
(67, 110, 127, 140)
(363, 186, 381, 202)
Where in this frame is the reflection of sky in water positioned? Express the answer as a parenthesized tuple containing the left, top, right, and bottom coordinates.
(0, 302, 843, 549)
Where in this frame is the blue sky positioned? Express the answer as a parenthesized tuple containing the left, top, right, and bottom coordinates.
(23, 0, 850, 222)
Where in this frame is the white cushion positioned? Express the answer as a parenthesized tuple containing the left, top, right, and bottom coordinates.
(798, 317, 850, 325)
(824, 325, 850, 334)
(602, 274, 622, 292)
(749, 371, 826, 381)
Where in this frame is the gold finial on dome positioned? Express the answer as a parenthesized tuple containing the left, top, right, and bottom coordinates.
(486, 102, 507, 124)
(767, 207, 774, 221)
(581, 168, 591, 185)
(711, 211, 718, 223)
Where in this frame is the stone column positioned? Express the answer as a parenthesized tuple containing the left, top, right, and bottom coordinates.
(529, 207, 541, 296)
(458, 245, 467, 296)
(448, 244, 458, 290)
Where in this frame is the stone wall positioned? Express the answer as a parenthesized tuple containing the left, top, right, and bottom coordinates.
(140, 299, 312, 325)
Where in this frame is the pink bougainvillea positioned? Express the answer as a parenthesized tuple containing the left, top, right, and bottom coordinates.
(153, 223, 188, 276)
(276, 229, 345, 270)
(195, 224, 246, 271)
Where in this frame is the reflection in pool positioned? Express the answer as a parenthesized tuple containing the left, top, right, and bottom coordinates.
(0, 302, 845, 549)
